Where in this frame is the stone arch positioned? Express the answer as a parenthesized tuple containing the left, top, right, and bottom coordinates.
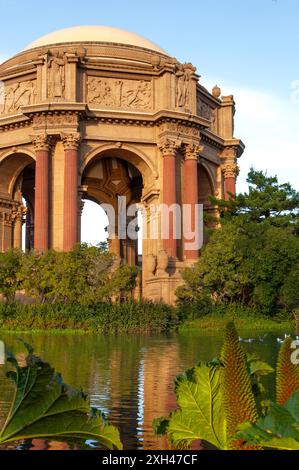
(198, 161, 215, 205)
(80, 143, 158, 183)
(0, 149, 36, 251)
(0, 149, 36, 197)
(80, 146, 146, 268)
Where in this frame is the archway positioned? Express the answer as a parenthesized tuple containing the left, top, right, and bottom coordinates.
(0, 152, 35, 251)
(198, 163, 216, 244)
(81, 199, 109, 247)
(81, 152, 143, 268)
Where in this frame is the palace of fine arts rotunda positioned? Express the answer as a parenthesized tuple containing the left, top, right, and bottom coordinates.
(0, 25, 244, 303)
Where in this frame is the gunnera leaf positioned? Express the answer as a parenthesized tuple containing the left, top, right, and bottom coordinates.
(0, 343, 122, 449)
(153, 362, 227, 450)
(236, 390, 299, 450)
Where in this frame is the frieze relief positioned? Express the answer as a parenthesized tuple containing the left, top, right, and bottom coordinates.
(158, 122, 199, 139)
(0, 80, 37, 115)
(197, 95, 218, 133)
(87, 76, 152, 111)
(32, 114, 78, 128)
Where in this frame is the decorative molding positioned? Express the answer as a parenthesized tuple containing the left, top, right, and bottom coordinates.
(12, 204, 27, 222)
(31, 132, 51, 151)
(183, 142, 204, 161)
(32, 113, 78, 129)
(158, 121, 200, 139)
(222, 161, 239, 178)
(158, 137, 181, 156)
(61, 132, 81, 150)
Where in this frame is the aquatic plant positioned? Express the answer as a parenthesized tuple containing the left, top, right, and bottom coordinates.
(276, 337, 299, 405)
(0, 342, 122, 449)
(154, 322, 299, 450)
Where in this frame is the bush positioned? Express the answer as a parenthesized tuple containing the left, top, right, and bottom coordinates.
(0, 300, 179, 334)
(0, 244, 139, 304)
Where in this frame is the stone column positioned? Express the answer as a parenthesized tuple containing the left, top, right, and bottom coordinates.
(13, 206, 25, 249)
(62, 132, 81, 252)
(222, 161, 239, 200)
(183, 143, 202, 260)
(159, 138, 180, 259)
(0, 212, 13, 251)
(32, 133, 51, 251)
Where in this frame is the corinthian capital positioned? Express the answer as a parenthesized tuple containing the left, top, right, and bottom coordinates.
(222, 161, 239, 178)
(184, 143, 204, 161)
(158, 137, 181, 156)
(31, 133, 51, 151)
(61, 132, 81, 150)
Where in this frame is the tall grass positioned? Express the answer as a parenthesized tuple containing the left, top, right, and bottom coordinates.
(0, 301, 179, 334)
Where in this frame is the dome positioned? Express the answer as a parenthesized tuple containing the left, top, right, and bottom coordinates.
(23, 25, 169, 55)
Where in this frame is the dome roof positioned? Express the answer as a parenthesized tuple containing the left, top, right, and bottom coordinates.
(23, 25, 168, 55)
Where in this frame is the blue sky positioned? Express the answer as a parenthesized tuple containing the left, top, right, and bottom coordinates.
(1, 0, 298, 244)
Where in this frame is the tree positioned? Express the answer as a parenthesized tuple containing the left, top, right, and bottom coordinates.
(177, 169, 299, 315)
(212, 168, 299, 228)
(0, 249, 23, 303)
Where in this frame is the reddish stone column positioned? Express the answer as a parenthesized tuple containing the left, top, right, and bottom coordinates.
(33, 134, 51, 251)
(62, 133, 80, 251)
(223, 162, 238, 200)
(183, 144, 202, 260)
(159, 139, 179, 259)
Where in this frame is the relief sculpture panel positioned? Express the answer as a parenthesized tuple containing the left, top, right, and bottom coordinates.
(197, 95, 218, 133)
(0, 80, 37, 115)
(87, 76, 152, 111)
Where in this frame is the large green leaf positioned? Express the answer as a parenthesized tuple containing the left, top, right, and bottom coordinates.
(0, 343, 122, 449)
(155, 363, 227, 449)
(236, 390, 299, 450)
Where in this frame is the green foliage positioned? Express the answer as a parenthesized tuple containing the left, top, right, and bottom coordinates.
(246, 353, 275, 402)
(0, 249, 23, 303)
(0, 300, 179, 333)
(154, 362, 227, 449)
(0, 244, 138, 305)
(177, 169, 299, 316)
(237, 391, 299, 450)
(154, 322, 299, 450)
(211, 168, 299, 227)
(0, 342, 122, 449)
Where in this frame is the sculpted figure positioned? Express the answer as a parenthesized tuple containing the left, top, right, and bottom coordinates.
(125, 81, 151, 109)
(48, 51, 66, 98)
(176, 65, 192, 108)
(14, 81, 36, 110)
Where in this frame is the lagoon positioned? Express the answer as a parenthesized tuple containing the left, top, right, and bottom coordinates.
(0, 329, 290, 450)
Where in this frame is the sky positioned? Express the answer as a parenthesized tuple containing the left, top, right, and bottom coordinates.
(0, 0, 298, 245)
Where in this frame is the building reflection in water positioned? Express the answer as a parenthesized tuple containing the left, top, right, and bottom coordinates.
(0, 331, 258, 450)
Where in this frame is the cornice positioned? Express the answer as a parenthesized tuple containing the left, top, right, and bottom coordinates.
(201, 130, 245, 157)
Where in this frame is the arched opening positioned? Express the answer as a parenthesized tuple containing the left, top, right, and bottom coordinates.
(81, 153, 143, 268)
(0, 152, 35, 251)
(198, 163, 216, 244)
(81, 199, 109, 247)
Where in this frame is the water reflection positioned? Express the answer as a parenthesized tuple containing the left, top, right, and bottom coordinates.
(0, 330, 286, 450)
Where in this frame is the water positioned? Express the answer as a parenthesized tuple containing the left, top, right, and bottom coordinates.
(0, 330, 288, 450)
